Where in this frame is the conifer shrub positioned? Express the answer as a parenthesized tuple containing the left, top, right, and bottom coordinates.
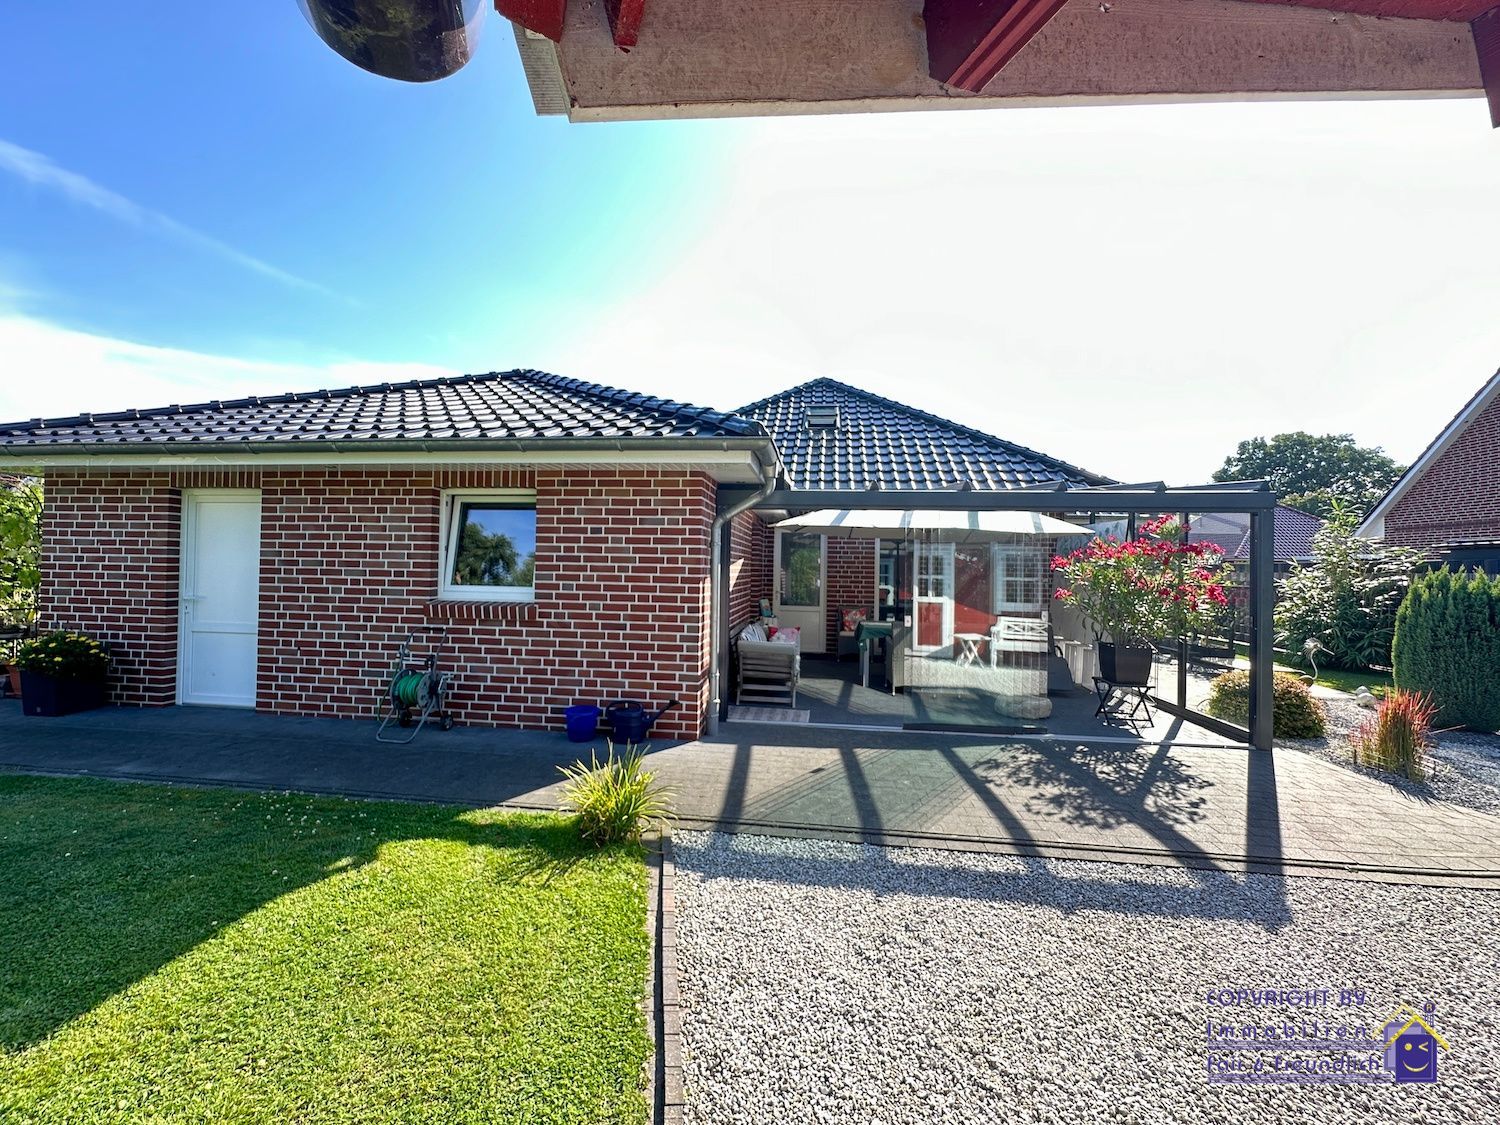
(1393, 567, 1500, 732)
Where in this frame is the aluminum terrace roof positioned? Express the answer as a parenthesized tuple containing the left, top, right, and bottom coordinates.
(738, 378, 1112, 491)
(0, 370, 766, 448)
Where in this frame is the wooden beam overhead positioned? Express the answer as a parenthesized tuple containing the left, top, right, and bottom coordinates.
(1475, 7, 1500, 126)
(605, 0, 646, 49)
(924, 0, 1072, 93)
(494, 0, 567, 43)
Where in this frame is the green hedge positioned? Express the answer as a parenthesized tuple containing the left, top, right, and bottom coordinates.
(1206, 670, 1326, 739)
(1393, 567, 1500, 733)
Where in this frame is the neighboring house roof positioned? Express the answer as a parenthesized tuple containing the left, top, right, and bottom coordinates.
(737, 378, 1111, 491)
(1358, 367, 1500, 539)
(1185, 505, 1325, 563)
(0, 370, 766, 450)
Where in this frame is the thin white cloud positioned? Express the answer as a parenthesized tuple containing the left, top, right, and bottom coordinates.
(0, 313, 453, 424)
(0, 138, 336, 298)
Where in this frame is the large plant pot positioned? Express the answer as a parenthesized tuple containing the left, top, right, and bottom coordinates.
(18, 671, 108, 717)
(1099, 642, 1152, 686)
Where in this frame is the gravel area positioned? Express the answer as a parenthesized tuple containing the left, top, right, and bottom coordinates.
(674, 831, 1500, 1125)
(1281, 695, 1500, 815)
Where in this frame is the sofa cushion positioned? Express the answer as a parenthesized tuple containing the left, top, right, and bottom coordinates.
(770, 625, 800, 645)
(740, 623, 768, 644)
(841, 607, 869, 633)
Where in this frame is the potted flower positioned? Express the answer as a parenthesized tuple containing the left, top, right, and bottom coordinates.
(1052, 516, 1235, 685)
(15, 630, 110, 716)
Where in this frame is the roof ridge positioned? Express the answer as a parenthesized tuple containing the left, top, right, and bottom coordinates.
(513, 370, 767, 436)
(737, 376, 1113, 485)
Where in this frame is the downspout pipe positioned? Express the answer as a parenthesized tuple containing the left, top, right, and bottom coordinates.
(707, 467, 778, 737)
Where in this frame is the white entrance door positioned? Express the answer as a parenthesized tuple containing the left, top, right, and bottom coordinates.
(179, 491, 261, 707)
(913, 541, 955, 653)
(774, 530, 827, 654)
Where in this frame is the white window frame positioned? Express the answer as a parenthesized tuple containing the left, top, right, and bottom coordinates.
(992, 544, 1044, 614)
(438, 488, 538, 603)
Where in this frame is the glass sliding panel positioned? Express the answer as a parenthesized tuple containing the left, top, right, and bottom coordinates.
(898, 529, 1052, 732)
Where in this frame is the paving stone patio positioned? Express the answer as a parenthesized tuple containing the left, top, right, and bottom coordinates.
(2, 700, 1496, 886)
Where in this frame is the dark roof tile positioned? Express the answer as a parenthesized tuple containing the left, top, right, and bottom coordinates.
(0, 370, 764, 448)
(738, 378, 1110, 491)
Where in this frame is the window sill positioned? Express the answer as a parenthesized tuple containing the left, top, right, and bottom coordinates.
(425, 598, 538, 624)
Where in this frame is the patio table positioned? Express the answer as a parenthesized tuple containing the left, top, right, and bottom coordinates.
(954, 632, 986, 666)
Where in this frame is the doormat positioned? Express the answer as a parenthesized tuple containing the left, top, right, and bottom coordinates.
(728, 706, 810, 724)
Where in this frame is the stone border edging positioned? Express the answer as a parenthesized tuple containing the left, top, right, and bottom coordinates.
(666, 815, 1500, 889)
(647, 827, 685, 1125)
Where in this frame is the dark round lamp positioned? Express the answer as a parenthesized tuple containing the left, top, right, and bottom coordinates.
(297, 0, 486, 82)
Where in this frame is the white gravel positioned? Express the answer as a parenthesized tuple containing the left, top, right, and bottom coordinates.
(1281, 696, 1500, 815)
(674, 831, 1500, 1125)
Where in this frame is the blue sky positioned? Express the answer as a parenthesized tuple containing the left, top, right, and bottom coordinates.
(0, 4, 736, 369)
(3, 5, 1500, 484)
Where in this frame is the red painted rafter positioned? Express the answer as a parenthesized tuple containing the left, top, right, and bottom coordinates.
(924, 0, 1071, 93)
(1475, 7, 1500, 128)
(494, 0, 567, 43)
(605, 0, 646, 49)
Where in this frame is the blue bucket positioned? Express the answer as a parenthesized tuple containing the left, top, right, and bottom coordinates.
(564, 704, 602, 743)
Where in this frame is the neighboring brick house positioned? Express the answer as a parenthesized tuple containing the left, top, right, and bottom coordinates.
(0, 372, 778, 740)
(1359, 368, 1500, 573)
(728, 379, 1111, 654)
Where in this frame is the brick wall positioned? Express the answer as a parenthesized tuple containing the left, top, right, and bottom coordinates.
(39, 471, 181, 706)
(824, 537, 876, 651)
(39, 465, 715, 740)
(1385, 391, 1500, 550)
(727, 510, 771, 629)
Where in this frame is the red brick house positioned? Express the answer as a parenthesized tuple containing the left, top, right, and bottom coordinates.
(0, 372, 781, 740)
(1359, 367, 1500, 574)
(3, 370, 1285, 744)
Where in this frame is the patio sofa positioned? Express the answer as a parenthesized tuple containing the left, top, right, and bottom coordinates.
(733, 621, 800, 707)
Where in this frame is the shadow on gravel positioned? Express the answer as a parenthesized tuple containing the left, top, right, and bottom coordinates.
(679, 832, 1297, 929)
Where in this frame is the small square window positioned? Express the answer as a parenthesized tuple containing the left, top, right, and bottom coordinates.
(992, 545, 1043, 613)
(806, 406, 839, 429)
(440, 491, 537, 602)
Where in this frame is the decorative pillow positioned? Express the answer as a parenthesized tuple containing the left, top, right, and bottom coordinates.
(770, 625, 800, 645)
(842, 607, 869, 632)
(740, 623, 768, 644)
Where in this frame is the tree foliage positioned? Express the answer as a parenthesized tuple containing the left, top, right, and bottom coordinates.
(1274, 511, 1423, 671)
(1212, 432, 1403, 518)
(451, 524, 534, 587)
(0, 477, 42, 629)
(1393, 568, 1500, 733)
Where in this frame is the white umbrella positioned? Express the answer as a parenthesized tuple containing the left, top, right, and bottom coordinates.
(774, 508, 1086, 541)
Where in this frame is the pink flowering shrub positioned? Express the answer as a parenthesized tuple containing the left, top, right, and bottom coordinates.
(1051, 516, 1236, 644)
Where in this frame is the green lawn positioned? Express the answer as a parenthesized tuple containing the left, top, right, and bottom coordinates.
(0, 775, 651, 1125)
(1231, 645, 1394, 695)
